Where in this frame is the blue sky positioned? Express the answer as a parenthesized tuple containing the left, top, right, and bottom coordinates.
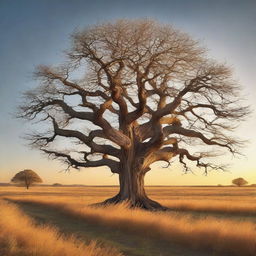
(0, 0, 255, 185)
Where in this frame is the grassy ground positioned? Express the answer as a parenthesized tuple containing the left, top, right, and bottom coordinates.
(1, 186, 256, 256)
(0, 200, 122, 256)
(11, 200, 206, 256)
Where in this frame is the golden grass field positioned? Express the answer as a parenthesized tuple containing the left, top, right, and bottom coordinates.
(1, 186, 256, 256)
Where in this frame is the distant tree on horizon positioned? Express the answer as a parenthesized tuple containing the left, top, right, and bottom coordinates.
(232, 177, 248, 187)
(52, 183, 62, 186)
(11, 169, 43, 189)
(18, 19, 249, 210)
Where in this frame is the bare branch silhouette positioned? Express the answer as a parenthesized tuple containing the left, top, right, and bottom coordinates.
(18, 19, 250, 210)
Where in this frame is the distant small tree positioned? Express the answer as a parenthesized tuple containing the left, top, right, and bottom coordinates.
(11, 169, 43, 189)
(52, 183, 62, 186)
(232, 177, 248, 187)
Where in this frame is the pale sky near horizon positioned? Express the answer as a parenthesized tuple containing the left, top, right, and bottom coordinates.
(0, 0, 255, 185)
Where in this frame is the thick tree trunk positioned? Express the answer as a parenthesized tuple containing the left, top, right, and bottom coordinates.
(102, 164, 167, 211)
(100, 128, 167, 211)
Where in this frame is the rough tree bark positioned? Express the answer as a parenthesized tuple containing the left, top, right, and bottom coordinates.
(18, 20, 249, 210)
(104, 135, 165, 209)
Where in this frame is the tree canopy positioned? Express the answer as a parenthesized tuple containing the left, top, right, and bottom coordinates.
(232, 177, 248, 187)
(18, 19, 249, 209)
(11, 169, 43, 189)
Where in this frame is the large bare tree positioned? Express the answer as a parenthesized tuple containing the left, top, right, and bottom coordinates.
(18, 20, 249, 210)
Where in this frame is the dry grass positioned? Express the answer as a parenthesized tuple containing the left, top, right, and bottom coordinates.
(8, 198, 256, 256)
(1, 186, 256, 256)
(0, 199, 123, 256)
(2, 186, 256, 214)
(163, 199, 256, 214)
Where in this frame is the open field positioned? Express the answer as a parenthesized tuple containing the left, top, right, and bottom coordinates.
(1, 186, 256, 256)
(0, 199, 122, 256)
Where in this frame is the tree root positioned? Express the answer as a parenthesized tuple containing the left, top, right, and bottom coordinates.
(92, 194, 168, 211)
